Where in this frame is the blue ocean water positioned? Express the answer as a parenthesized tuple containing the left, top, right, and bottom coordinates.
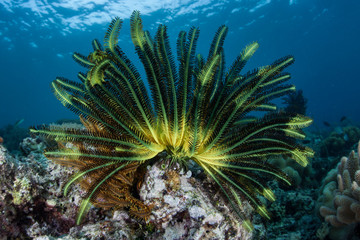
(0, 0, 359, 128)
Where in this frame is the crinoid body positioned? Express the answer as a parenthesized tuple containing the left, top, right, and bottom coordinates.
(31, 11, 314, 230)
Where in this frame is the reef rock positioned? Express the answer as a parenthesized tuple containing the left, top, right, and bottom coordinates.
(139, 161, 253, 240)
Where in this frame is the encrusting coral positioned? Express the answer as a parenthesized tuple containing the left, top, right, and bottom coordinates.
(319, 141, 360, 226)
(30, 10, 313, 231)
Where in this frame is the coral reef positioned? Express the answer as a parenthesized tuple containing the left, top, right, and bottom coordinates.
(259, 181, 321, 240)
(0, 138, 79, 238)
(318, 141, 360, 239)
(0, 137, 253, 239)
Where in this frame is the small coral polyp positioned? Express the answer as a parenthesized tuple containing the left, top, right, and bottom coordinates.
(31, 10, 313, 230)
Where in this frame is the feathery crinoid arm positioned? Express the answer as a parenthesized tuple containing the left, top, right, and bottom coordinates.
(176, 26, 200, 147)
(130, 11, 170, 141)
(155, 24, 179, 145)
(104, 17, 156, 142)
